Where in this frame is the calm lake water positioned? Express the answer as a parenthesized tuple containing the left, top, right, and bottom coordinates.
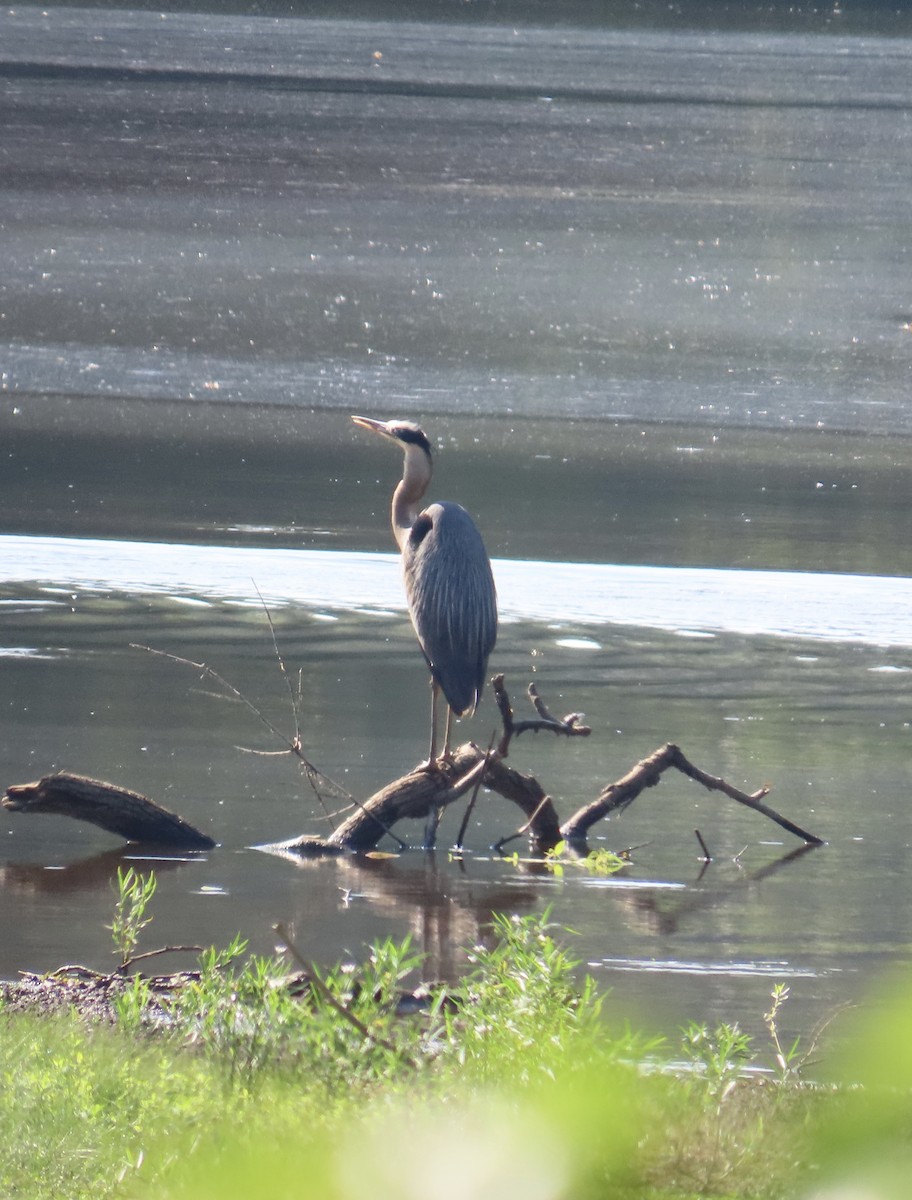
(1, 8, 910, 1051)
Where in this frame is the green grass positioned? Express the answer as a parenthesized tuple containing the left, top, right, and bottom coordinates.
(1, 890, 911, 1200)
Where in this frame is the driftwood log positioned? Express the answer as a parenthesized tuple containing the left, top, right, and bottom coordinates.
(3, 679, 823, 857)
(2, 773, 216, 850)
(273, 676, 823, 856)
(275, 741, 821, 856)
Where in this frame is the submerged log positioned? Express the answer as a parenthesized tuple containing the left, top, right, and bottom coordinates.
(319, 744, 563, 854)
(326, 745, 486, 852)
(2, 773, 216, 850)
(4, 687, 823, 859)
(268, 683, 823, 856)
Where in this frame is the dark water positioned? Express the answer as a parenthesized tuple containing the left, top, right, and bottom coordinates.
(1, 9, 911, 1051)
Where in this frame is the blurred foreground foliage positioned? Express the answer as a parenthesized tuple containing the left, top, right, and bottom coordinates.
(1, 908, 912, 1200)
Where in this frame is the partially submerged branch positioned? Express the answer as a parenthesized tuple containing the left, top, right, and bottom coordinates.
(327, 748, 489, 853)
(2, 773, 215, 850)
(274, 683, 821, 856)
(559, 742, 824, 849)
(5, 675, 822, 862)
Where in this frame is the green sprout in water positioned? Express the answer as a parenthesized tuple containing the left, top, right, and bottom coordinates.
(545, 840, 627, 877)
(108, 867, 157, 972)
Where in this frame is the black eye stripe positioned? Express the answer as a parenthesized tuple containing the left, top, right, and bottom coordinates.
(393, 424, 433, 455)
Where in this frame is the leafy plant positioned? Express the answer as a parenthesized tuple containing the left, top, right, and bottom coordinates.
(763, 982, 802, 1085)
(113, 974, 154, 1034)
(438, 910, 611, 1084)
(545, 840, 627, 877)
(0, 903, 850, 1200)
(680, 1018, 755, 1103)
(108, 867, 157, 971)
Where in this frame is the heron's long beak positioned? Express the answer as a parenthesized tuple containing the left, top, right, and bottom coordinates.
(351, 415, 393, 439)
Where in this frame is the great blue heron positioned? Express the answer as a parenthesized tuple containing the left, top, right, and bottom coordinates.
(351, 416, 497, 764)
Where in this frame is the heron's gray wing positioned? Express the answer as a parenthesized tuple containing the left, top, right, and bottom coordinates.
(403, 502, 497, 715)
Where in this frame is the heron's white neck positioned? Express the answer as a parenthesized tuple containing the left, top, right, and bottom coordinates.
(391, 442, 433, 552)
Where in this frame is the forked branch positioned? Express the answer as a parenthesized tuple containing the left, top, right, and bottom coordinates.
(494, 674, 591, 757)
(559, 742, 824, 848)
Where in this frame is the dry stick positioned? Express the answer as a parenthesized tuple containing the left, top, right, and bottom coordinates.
(274, 923, 415, 1067)
(133, 643, 409, 850)
(252, 581, 303, 738)
(493, 675, 591, 757)
(560, 742, 823, 846)
(694, 829, 712, 862)
(133, 643, 329, 781)
(131, 644, 348, 802)
(667, 744, 824, 845)
(454, 735, 497, 851)
(119, 945, 205, 973)
(250, 583, 339, 832)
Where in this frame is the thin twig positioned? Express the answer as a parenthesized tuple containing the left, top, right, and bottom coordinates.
(493, 675, 591, 757)
(250, 583, 340, 833)
(131, 642, 356, 814)
(118, 945, 205, 973)
(694, 829, 712, 861)
(493, 793, 556, 854)
(454, 734, 497, 850)
(252, 580, 304, 742)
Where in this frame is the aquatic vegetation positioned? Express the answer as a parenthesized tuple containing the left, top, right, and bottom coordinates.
(1, 879, 910, 1200)
(107, 867, 158, 972)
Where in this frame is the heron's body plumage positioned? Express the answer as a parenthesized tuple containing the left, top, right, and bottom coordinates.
(404, 500, 497, 717)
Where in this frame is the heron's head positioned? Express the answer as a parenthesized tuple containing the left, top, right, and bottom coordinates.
(351, 416, 433, 461)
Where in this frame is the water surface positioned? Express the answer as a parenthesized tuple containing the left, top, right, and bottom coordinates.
(2, 534, 910, 1048)
(1, 9, 911, 1049)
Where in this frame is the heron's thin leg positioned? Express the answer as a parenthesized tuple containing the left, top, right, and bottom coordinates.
(423, 682, 446, 845)
(427, 680, 440, 765)
(442, 707, 454, 760)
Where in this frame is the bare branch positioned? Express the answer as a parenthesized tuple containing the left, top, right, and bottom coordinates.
(694, 828, 712, 862)
(666, 744, 823, 844)
(131, 642, 355, 819)
(560, 742, 824, 848)
(493, 675, 591, 757)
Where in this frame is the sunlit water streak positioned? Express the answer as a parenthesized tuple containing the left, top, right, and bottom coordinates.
(2, 533, 911, 648)
(594, 956, 825, 978)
